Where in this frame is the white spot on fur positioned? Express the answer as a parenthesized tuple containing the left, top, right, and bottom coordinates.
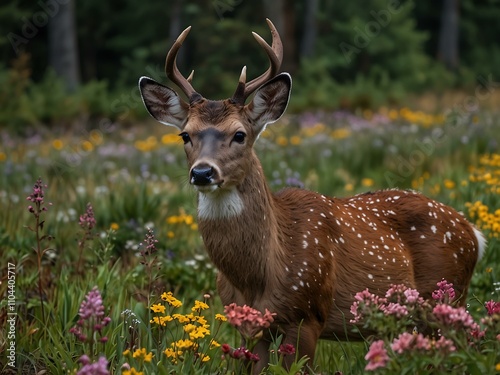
(431, 225, 437, 234)
(197, 188, 244, 220)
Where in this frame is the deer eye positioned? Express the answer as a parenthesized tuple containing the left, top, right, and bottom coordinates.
(233, 131, 246, 144)
(179, 132, 191, 144)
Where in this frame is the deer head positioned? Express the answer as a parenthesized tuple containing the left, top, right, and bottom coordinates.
(139, 19, 291, 195)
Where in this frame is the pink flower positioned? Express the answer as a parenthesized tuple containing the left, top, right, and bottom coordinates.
(385, 284, 408, 300)
(390, 332, 414, 354)
(350, 289, 385, 323)
(224, 303, 276, 339)
(278, 343, 296, 356)
(381, 302, 408, 318)
(390, 332, 431, 354)
(485, 300, 500, 316)
(222, 345, 260, 362)
(432, 304, 478, 330)
(414, 334, 431, 351)
(433, 336, 456, 353)
(365, 340, 389, 371)
(403, 288, 423, 305)
(432, 279, 456, 303)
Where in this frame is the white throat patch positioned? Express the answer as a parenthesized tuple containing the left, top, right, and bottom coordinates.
(197, 188, 244, 220)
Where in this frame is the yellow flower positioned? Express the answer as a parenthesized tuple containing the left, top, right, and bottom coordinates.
(150, 315, 173, 326)
(167, 231, 175, 238)
(199, 353, 210, 362)
(331, 128, 351, 140)
(276, 136, 288, 146)
(189, 326, 210, 340)
(190, 223, 198, 231)
(162, 133, 180, 145)
(110, 222, 119, 231)
(215, 313, 227, 322)
(81, 140, 94, 152)
(132, 348, 153, 362)
(344, 183, 354, 192)
(172, 313, 190, 323)
(123, 349, 131, 356)
(290, 135, 301, 145)
(192, 300, 209, 312)
(361, 178, 374, 187)
(167, 216, 179, 224)
(486, 267, 492, 273)
(164, 347, 182, 358)
(161, 292, 182, 308)
(89, 130, 103, 145)
(150, 303, 166, 314)
(183, 323, 196, 333)
(184, 215, 194, 225)
(122, 368, 144, 375)
(210, 339, 221, 348)
(443, 179, 456, 189)
(496, 363, 500, 372)
(173, 339, 195, 349)
(193, 315, 207, 325)
(52, 139, 63, 150)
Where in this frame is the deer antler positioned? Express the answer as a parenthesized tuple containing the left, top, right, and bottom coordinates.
(232, 18, 284, 105)
(165, 26, 200, 103)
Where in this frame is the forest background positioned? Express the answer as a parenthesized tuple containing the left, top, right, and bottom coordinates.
(1, 0, 500, 128)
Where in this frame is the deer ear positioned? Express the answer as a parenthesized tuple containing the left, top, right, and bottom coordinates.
(245, 73, 292, 133)
(139, 76, 189, 130)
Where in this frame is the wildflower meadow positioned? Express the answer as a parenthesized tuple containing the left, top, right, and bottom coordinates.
(1, 105, 499, 374)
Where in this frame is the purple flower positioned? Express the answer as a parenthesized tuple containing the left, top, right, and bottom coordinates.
(76, 355, 109, 375)
(70, 287, 111, 343)
(79, 287, 105, 320)
(26, 177, 51, 215)
(79, 203, 96, 231)
(139, 227, 158, 256)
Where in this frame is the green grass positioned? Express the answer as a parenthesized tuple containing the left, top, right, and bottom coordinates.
(0, 107, 499, 373)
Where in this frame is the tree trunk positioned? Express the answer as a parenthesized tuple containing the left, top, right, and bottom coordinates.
(437, 0, 460, 71)
(300, 0, 318, 59)
(48, 0, 80, 92)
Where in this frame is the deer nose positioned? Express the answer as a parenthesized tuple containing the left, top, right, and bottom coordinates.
(191, 166, 214, 185)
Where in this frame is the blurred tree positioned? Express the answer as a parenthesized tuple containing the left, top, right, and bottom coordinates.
(437, 0, 460, 71)
(300, 0, 318, 58)
(48, 0, 80, 92)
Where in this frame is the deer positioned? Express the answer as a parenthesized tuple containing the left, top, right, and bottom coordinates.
(138, 19, 486, 373)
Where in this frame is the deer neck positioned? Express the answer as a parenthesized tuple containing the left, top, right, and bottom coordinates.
(196, 156, 283, 294)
